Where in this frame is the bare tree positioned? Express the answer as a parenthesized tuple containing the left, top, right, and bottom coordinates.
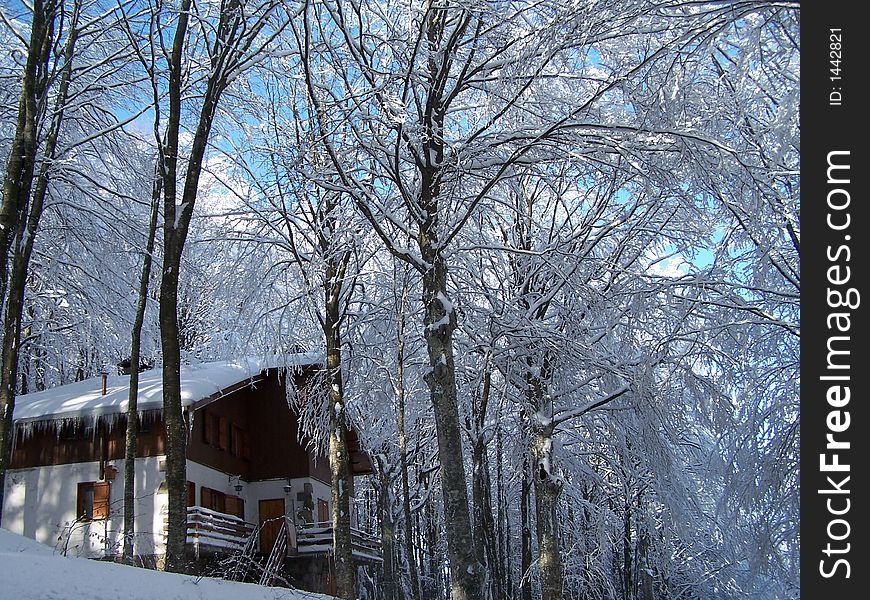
(124, 0, 289, 571)
(0, 0, 80, 522)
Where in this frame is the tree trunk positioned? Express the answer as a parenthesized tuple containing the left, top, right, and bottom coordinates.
(123, 170, 160, 563)
(394, 278, 421, 600)
(0, 0, 53, 309)
(413, 7, 484, 597)
(623, 498, 633, 600)
(158, 1, 191, 571)
(532, 428, 563, 600)
(418, 151, 483, 597)
(325, 263, 356, 599)
(495, 425, 510, 600)
(378, 460, 397, 600)
(471, 365, 501, 598)
(159, 0, 237, 570)
(159, 253, 188, 571)
(0, 0, 76, 525)
(419, 259, 483, 600)
(520, 452, 533, 600)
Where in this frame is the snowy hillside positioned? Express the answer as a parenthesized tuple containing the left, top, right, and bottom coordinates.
(0, 528, 332, 600)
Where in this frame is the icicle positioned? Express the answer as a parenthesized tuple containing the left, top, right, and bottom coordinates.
(188, 407, 196, 438)
(88, 414, 98, 442)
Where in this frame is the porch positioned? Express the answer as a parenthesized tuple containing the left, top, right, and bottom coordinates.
(183, 506, 382, 568)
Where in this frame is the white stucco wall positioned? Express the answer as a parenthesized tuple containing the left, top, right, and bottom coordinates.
(3, 457, 342, 559)
(185, 461, 333, 528)
(1, 456, 167, 560)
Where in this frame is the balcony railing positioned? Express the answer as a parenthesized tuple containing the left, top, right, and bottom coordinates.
(295, 520, 382, 561)
(186, 506, 255, 554)
(180, 509, 381, 562)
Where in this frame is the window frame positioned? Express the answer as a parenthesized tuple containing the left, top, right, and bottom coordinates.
(76, 481, 109, 521)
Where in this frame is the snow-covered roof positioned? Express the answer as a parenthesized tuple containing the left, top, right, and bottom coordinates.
(13, 353, 321, 424)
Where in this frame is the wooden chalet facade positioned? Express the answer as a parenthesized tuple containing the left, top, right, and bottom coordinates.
(1, 355, 379, 595)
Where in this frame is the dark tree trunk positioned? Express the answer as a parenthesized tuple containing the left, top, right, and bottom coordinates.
(325, 256, 356, 599)
(623, 498, 633, 600)
(158, 1, 191, 571)
(159, 0, 240, 570)
(471, 365, 501, 598)
(123, 171, 160, 563)
(532, 427, 563, 600)
(520, 452, 533, 600)
(0, 0, 76, 524)
(0, 0, 53, 307)
(377, 461, 397, 600)
(394, 279, 421, 600)
(419, 252, 483, 600)
(495, 426, 511, 600)
(159, 251, 188, 572)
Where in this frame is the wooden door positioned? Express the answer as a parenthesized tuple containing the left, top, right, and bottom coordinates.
(259, 498, 286, 554)
(317, 498, 329, 525)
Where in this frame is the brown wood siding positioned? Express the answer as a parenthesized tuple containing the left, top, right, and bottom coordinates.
(245, 372, 314, 481)
(183, 367, 336, 484)
(10, 414, 166, 469)
(187, 388, 253, 479)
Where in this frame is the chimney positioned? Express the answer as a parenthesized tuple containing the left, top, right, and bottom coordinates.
(100, 367, 109, 396)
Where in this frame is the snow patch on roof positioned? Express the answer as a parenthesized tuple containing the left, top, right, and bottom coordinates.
(13, 353, 321, 424)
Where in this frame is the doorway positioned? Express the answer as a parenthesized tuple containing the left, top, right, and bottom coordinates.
(259, 498, 286, 554)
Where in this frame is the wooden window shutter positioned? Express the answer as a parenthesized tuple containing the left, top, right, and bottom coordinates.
(216, 491, 226, 514)
(187, 481, 195, 507)
(231, 425, 241, 457)
(227, 495, 245, 519)
(93, 482, 110, 520)
(201, 487, 212, 509)
(218, 416, 229, 451)
(203, 410, 215, 445)
(76, 482, 87, 519)
(241, 431, 251, 460)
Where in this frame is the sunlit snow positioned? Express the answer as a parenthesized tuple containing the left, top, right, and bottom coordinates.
(0, 527, 331, 600)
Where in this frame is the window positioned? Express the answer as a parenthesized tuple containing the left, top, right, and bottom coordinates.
(218, 416, 229, 451)
(230, 425, 251, 459)
(203, 410, 220, 446)
(201, 409, 250, 459)
(77, 481, 109, 521)
(201, 487, 226, 514)
(226, 495, 245, 519)
(230, 424, 240, 456)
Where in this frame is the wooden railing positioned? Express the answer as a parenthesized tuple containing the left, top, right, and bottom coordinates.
(186, 506, 255, 554)
(181, 509, 381, 563)
(295, 521, 382, 560)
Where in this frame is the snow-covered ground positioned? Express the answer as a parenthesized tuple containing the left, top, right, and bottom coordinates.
(0, 527, 332, 600)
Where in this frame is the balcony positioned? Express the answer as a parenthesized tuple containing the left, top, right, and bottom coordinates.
(295, 521, 381, 562)
(180, 508, 381, 564)
(185, 506, 255, 555)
